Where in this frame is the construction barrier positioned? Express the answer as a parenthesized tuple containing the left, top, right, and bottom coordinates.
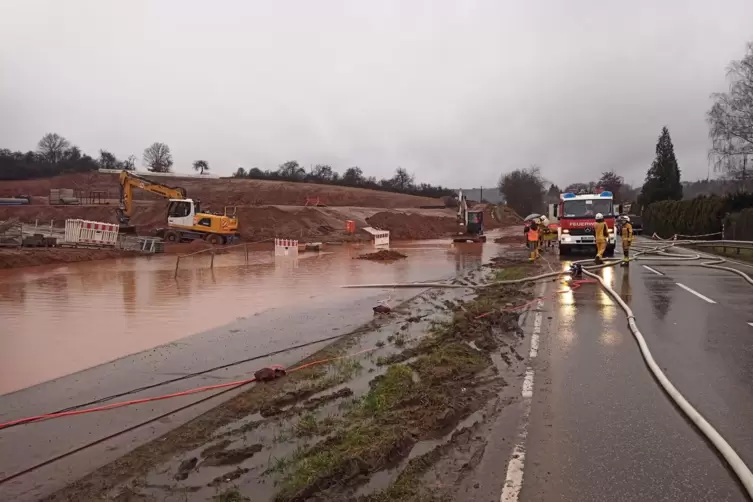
(345, 220, 356, 233)
(64, 219, 120, 247)
(274, 238, 299, 256)
(361, 227, 390, 248)
(373, 230, 390, 248)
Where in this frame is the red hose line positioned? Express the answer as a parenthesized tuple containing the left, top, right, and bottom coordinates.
(0, 347, 378, 430)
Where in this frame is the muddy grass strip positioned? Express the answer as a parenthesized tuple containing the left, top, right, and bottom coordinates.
(270, 272, 535, 501)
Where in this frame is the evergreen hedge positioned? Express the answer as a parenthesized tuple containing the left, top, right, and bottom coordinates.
(643, 193, 753, 238)
(724, 208, 753, 241)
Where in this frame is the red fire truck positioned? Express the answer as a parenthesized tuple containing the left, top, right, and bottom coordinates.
(552, 190, 616, 256)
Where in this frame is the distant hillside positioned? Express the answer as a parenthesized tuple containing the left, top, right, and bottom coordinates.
(457, 188, 505, 204)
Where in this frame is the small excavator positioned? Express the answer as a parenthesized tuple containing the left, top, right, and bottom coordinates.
(117, 170, 240, 244)
(453, 190, 486, 243)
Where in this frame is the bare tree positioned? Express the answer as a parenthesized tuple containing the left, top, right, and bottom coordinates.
(707, 42, 753, 183)
(389, 167, 415, 191)
(37, 133, 70, 163)
(310, 164, 334, 181)
(193, 159, 209, 174)
(597, 170, 624, 199)
(98, 150, 119, 169)
(143, 142, 173, 173)
(498, 165, 546, 217)
(277, 160, 305, 180)
(342, 166, 364, 185)
(121, 154, 137, 171)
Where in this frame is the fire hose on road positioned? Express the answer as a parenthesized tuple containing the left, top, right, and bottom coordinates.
(344, 237, 753, 498)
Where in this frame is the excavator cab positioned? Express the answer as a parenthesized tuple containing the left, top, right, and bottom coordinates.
(167, 199, 197, 228)
(467, 210, 484, 235)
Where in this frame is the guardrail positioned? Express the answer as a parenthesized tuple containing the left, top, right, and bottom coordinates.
(686, 240, 753, 249)
(683, 240, 753, 260)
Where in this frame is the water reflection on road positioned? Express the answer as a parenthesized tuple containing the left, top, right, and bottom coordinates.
(0, 238, 505, 394)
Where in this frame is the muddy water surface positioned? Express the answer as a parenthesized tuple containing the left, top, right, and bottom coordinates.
(0, 238, 508, 394)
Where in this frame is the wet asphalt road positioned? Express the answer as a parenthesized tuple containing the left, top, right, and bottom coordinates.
(521, 248, 753, 501)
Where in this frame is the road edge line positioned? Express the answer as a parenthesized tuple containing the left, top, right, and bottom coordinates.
(500, 284, 545, 502)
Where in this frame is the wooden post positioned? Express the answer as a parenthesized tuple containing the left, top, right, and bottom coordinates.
(210, 248, 215, 269)
(174, 256, 180, 278)
(245, 243, 249, 264)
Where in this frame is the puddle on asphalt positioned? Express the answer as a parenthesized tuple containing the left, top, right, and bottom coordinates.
(0, 236, 507, 394)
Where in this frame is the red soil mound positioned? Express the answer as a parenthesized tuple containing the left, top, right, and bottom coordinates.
(0, 248, 138, 270)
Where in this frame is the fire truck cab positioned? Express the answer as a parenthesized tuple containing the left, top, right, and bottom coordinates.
(556, 191, 616, 256)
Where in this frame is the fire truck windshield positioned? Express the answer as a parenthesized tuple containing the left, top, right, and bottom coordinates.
(562, 199, 613, 218)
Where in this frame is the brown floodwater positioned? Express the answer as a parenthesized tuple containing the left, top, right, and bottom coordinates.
(0, 238, 510, 395)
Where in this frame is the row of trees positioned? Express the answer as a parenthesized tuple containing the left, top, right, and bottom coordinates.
(0, 134, 190, 181)
(0, 134, 453, 198)
(232, 162, 454, 198)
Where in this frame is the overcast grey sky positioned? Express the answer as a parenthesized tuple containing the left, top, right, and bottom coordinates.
(1, 0, 752, 188)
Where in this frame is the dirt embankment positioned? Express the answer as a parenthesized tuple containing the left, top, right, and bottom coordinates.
(0, 248, 139, 270)
(0, 204, 464, 243)
(366, 212, 460, 239)
(0, 172, 443, 208)
(1, 173, 521, 246)
(364, 204, 517, 240)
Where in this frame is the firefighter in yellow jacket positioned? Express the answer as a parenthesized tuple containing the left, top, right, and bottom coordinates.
(620, 215, 634, 265)
(594, 212, 608, 264)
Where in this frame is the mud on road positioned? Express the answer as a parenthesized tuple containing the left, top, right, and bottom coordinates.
(42, 246, 539, 502)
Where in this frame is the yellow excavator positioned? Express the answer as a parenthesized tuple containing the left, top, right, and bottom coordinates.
(117, 171, 240, 244)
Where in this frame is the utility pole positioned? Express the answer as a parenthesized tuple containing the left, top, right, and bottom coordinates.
(480, 186, 483, 203)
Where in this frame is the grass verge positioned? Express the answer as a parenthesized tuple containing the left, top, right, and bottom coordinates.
(272, 270, 530, 501)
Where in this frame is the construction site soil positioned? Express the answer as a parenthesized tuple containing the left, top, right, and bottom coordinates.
(0, 248, 139, 270)
(0, 172, 442, 208)
(1, 174, 521, 270)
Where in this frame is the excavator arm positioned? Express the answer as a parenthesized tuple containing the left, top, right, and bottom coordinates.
(117, 171, 188, 224)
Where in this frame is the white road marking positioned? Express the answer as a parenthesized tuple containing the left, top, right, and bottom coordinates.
(529, 302, 543, 359)
(521, 368, 535, 398)
(676, 283, 717, 304)
(500, 285, 544, 502)
(642, 265, 663, 276)
(501, 400, 531, 501)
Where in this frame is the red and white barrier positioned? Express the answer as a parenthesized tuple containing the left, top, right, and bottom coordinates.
(64, 219, 120, 247)
(274, 238, 299, 256)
